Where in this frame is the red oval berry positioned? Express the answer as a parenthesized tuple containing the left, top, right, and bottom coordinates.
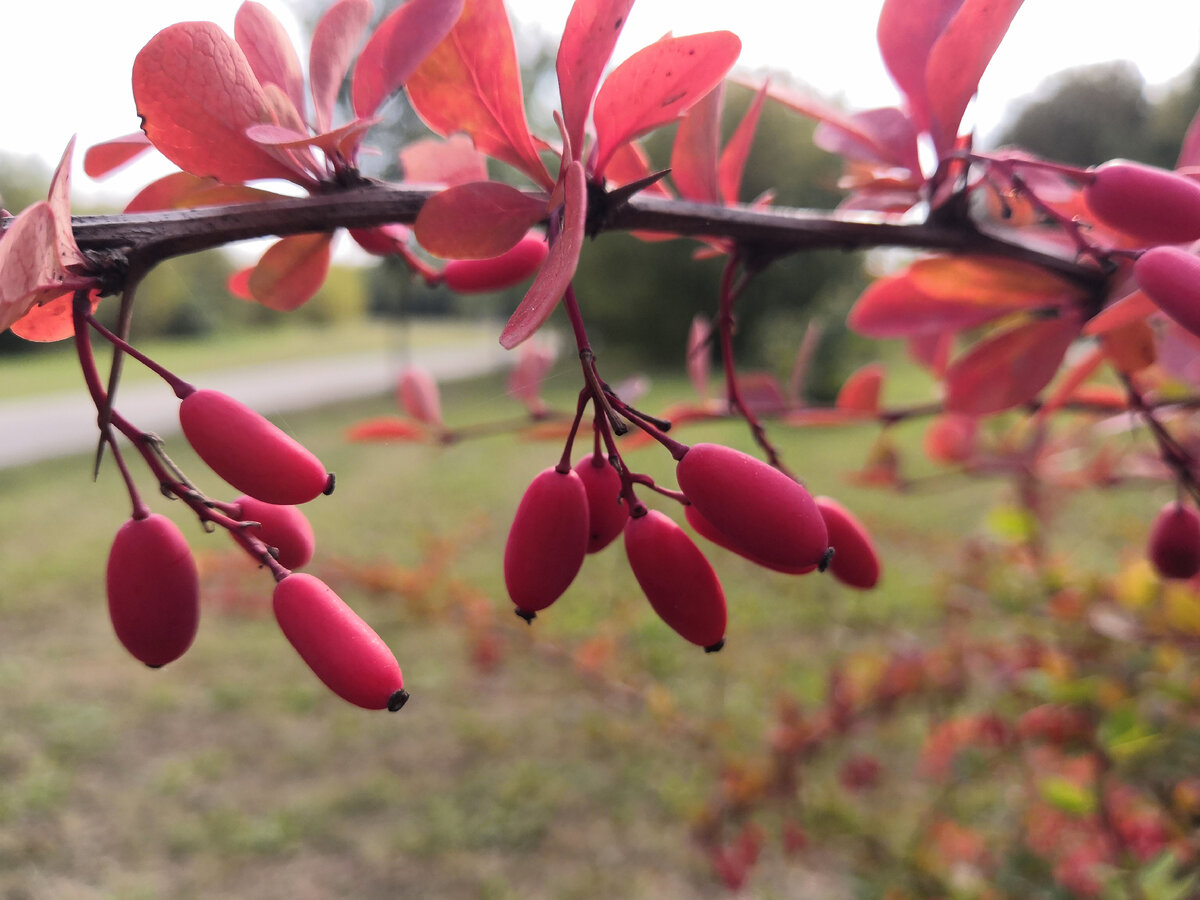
(1133, 245, 1200, 340)
(573, 455, 629, 553)
(504, 467, 590, 619)
(1084, 160, 1200, 244)
(676, 443, 829, 572)
(625, 510, 727, 650)
(272, 573, 407, 710)
(1148, 501, 1200, 579)
(442, 235, 549, 293)
(232, 496, 316, 570)
(179, 389, 331, 505)
(106, 513, 200, 667)
(684, 503, 815, 574)
(815, 497, 881, 590)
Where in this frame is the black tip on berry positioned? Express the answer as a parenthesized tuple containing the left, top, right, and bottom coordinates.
(323, 473, 337, 495)
(818, 547, 835, 573)
(387, 689, 410, 712)
(704, 638, 726, 653)
(514, 608, 537, 625)
(146, 663, 165, 669)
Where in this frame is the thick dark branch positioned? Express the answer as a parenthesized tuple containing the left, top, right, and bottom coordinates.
(4, 182, 1105, 291)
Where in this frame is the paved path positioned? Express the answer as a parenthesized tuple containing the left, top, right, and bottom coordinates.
(0, 340, 511, 470)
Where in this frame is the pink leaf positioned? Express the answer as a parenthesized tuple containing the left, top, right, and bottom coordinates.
(718, 82, 768, 205)
(350, 224, 411, 255)
(228, 267, 254, 300)
(944, 313, 1081, 415)
(351, 0, 465, 119)
(925, 0, 1025, 152)
(876, 0, 962, 135)
(414, 181, 546, 259)
(247, 233, 334, 311)
(84, 133, 153, 179)
(399, 134, 488, 186)
(0, 203, 73, 332)
(591, 31, 741, 179)
(47, 138, 86, 270)
(235, 1, 306, 118)
(133, 21, 309, 185)
(671, 84, 723, 204)
(687, 314, 711, 400)
(398, 367, 443, 427)
(556, 0, 635, 160)
(309, 0, 373, 133)
(123, 173, 282, 213)
(508, 338, 557, 414)
(10, 289, 100, 343)
(1180, 105, 1200, 169)
(812, 107, 921, 174)
(500, 160, 586, 349)
(836, 362, 884, 414)
(405, 0, 552, 189)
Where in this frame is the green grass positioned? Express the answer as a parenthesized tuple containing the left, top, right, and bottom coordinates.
(0, 362, 1169, 898)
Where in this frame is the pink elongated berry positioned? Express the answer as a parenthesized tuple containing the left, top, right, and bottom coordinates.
(106, 513, 200, 667)
(1133, 246, 1200, 339)
(443, 235, 548, 293)
(179, 389, 331, 505)
(1084, 160, 1200, 244)
(676, 443, 829, 572)
(1147, 502, 1200, 580)
(504, 467, 590, 620)
(573, 454, 629, 553)
(815, 497, 881, 590)
(231, 496, 316, 570)
(684, 504, 816, 575)
(625, 510, 727, 651)
(272, 573, 408, 711)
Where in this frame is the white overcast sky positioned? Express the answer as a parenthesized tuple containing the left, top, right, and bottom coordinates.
(4, 1, 1200, 207)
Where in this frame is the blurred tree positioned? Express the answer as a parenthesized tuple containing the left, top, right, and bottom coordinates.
(0, 153, 50, 214)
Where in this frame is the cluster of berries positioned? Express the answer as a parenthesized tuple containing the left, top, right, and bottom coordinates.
(504, 442, 880, 650)
(106, 387, 407, 712)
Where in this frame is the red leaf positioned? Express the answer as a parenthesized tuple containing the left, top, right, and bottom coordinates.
(235, 1, 306, 118)
(944, 313, 1081, 415)
(400, 135, 489, 186)
(500, 160, 586, 349)
(84, 133, 153, 179)
(398, 367, 443, 427)
(909, 255, 1075, 305)
(1084, 289, 1157, 335)
(123, 173, 282, 213)
(345, 416, 428, 441)
(414, 181, 545, 259)
(812, 106, 921, 174)
(247, 233, 334, 311)
(406, 0, 552, 189)
(925, 0, 1025, 152)
(309, 0, 373, 133)
(876, 0, 961, 136)
(11, 289, 100, 343)
(350, 224, 410, 255)
(228, 267, 253, 300)
(848, 273, 1011, 338)
(836, 362, 884, 414)
(47, 138, 86, 270)
(0, 203, 71, 332)
(133, 22, 308, 185)
(718, 81, 768, 205)
(556, 0, 635, 159)
(671, 84, 723, 204)
(352, 0, 465, 119)
(591, 31, 741, 179)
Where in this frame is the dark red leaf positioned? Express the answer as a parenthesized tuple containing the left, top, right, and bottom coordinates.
(235, 1, 306, 118)
(309, 0, 373, 133)
(133, 22, 308, 185)
(556, 0, 635, 159)
(84, 133, 153, 179)
(247, 233, 335, 311)
(352, 0, 465, 119)
(500, 161, 586, 349)
(944, 313, 1081, 415)
(415, 181, 546, 259)
(405, 0, 552, 189)
(671, 84, 723, 204)
(591, 31, 741, 179)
